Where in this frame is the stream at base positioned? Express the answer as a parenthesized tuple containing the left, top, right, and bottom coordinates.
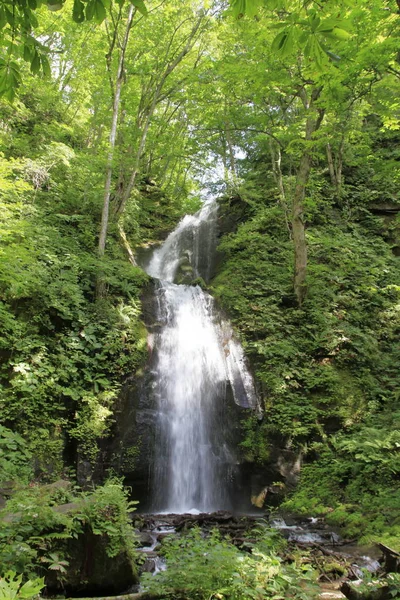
(132, 512, 381, 598)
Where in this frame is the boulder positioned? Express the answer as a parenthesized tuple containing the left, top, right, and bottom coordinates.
(46, 529, 138, 597)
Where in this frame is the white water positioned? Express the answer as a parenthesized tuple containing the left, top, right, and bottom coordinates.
(145, 199, 257, 513)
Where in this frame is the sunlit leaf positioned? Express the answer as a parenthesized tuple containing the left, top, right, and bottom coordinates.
(131, 0, 147, 16)
(93, 0, 106, 23)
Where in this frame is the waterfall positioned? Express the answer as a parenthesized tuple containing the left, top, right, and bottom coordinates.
(145, 199, 257, 514)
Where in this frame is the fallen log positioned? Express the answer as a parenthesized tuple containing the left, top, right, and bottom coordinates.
(377, 543, 400, 573)
(340, 580, 391, 600)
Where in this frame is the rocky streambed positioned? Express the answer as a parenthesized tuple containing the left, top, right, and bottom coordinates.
(130, 511, 385, 600)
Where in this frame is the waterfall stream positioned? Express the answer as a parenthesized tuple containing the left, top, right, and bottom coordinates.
(144, 199, 257, 513)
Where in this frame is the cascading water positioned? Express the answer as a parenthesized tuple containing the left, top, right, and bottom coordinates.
(145, 199, 257, 513)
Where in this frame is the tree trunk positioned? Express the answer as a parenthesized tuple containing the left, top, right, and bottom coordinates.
(225, 125, 236, 180)
(326, 143, 336, 186)
(96, 4, 135, 298)
(326, 137, 344, 203)
(292, 151, 312, 305)
(292, 87, 324, 306)
(118, 223, 138, 266)
(270, 139, 291, 239)
(98, 4, 135, 258)
(336, 134, 344, 199)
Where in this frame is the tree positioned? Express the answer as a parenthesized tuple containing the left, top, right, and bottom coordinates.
(95, 2, 209, 290)
(0, 0, 147, 100)
(185, 0, 399, 304)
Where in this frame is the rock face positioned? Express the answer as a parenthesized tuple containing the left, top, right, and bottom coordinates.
(103, 280, 160, 509)
(46, 529, 138, 596)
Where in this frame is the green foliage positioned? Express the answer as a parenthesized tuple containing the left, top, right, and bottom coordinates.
(0, 81, 152, 473)
(0, 426, 32, 484)
(0, 482, 79, 575)
(212, 103, 400, 545)
(0, 0, 148, 100)
(347, 572, 400, 599)
(0, 479, 136, 576)
(0, 572, 44, 600)
(142, 527, 317, 600)
(77, 479, 138, 559)
(283, 426, 400, 546)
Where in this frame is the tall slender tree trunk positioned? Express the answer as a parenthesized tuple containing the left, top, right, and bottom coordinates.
(326, 136, 345, 203)
(336, 134, 344, 199)
(96, 5, 135, 297)
(225, 125, 236, 180)
(96, 4, 136, 298)
(292, 87, 324, 306)
(98, 4, 135, 258)
(326, 143, 336, 186)
(270, 139, 291, 239)
(292, 151, 312, 306)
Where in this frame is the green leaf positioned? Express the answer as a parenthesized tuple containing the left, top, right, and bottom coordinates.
(41, 54, 51, 77)
(0, 6, 7, 29)
(85, 0, 95, 21)
(23, 44, 33, 62)
(5, 7, 15, 26)
(310, 15, 320, 33)
(271, 31, 287, 53)
(130, 0, 148, 16)
(0, 60, 21, 102)
(230, 0, 246, 18)
(93, 0, 106, 23)
(271, 28, 295, 58)
(30, 51, 41, 74)
(327, 27, 352, 40)
(72, 0, 85, 22)
(18, 577, 45, 599)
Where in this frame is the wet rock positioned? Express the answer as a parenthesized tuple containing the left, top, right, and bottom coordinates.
(277, 449, 302, 487)
(139, 550, 158, 559)
(138, 531, 155, 547)
(377, 543, 400, 573)
(141, 559, 156, 573)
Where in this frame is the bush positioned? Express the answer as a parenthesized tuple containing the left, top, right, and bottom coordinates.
(0, 479, 137, 577)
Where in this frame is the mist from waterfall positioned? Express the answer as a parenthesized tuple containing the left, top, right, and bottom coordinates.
(145, 199, 257, 513)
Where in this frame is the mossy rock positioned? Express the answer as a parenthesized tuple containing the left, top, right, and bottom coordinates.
(46, 529, 138, 596)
